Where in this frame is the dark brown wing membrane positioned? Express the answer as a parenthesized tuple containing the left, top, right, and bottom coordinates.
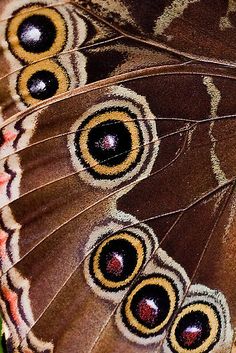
(79, 0, 236, 64)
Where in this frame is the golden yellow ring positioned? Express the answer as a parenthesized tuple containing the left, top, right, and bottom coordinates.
(124, 277, 177, 334)
(169, 303, 219, 353)
(78, 111, 141, 176)
(7, 6, 67, 62)
(17, 59, 70, 106)
(92, 233, 145, 289)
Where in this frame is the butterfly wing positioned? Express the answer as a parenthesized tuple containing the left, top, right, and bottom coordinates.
(1, 63, 236, 352)
(0, 1, 236, 353)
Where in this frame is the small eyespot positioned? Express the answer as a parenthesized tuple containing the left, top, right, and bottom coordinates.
(89, 231, 146, 292)
(120, 275, 178, 338)
(168, 302, 220, 353)
(6, 5, 68, 63)
(68, 86, 159, 189)
(84, 221, 157, 303)
(165, 285, 233, 353)
(16, 59, 70, 106)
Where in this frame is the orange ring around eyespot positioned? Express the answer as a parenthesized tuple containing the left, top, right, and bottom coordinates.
(92, 232, 145, 289)
(7, 5, 67, 63)
(169, 303, 219, 353)
(124, 277, 176, 335)
(17, 59, 69, 106)
(77, 111, 141, 177)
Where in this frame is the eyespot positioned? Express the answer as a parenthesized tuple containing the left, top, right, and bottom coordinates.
(6, 5, 68, 63)
(166, 284, 233, 353)
(16, 59, 69, 106)
(74, 107, 143, 179)
(84, 221, 157, 303)
(4, 2, 116, 67)
(115, 248, 190, 345)
(68, 86, 159, 189)
(89, 231, 146, 291)
(120, 275, 178, 339)
(14, 53, 87, 107)
(168, 303, 220, 353)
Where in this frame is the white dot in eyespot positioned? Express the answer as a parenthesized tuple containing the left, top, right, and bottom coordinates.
(30, 80, 46, 95)
(145, 299, 159, 312)
(186, 326, 202, 334)
(22, 27, 42, 43)
(96, 134, 118, 151)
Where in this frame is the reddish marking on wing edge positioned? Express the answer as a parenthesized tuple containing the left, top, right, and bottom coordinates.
(3, 131, 17, 143)
(0, 173, 10, 186)
(0, 230, 8, 260)
(2, 286, 21, 325)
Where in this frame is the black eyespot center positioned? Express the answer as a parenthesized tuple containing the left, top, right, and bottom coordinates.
(74, 107, 144, 180)
(87, 120, 132, 167)
(175, 310, 211, 349)
(17, 14, 56, 53)
(131, 284, 171, 329)
(98, 238, 138, 282)
(27, 70, 59, 100)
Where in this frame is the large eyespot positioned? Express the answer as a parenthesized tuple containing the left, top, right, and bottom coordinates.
(165, 285, 233, 353)
(84, 221, 157, 302)
(14, 53, 87, 107)
(6, 5, 68, 63)
(168, 303, 220, 353)
(68, 86, 159, 189)
(120, 275, 178, 339)
(74, 107, 143, 178)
